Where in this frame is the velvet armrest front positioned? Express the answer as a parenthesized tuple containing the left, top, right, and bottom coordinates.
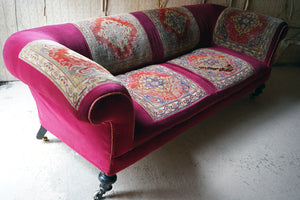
(3, 31, 135, 157)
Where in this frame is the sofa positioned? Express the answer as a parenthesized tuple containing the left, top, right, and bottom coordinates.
(3, 3, 288, 199)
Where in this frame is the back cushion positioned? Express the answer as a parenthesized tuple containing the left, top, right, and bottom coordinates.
(73, 14, 153, 74)
(141, 7, 200, 60)
(213, 8, 286, 63)
(73, 6, 200, 74)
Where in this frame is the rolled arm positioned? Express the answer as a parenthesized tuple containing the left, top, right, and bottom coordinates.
(213, 8, 288, 66)
(4, 33, 135, 157)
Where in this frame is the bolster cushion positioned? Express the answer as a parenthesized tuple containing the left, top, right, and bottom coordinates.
(73, 6, 201, 75)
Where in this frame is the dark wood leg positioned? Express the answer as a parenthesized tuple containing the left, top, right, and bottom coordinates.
(250, 83, 266, 98)
(36, 125, 48, 141)
(94, 172, 117, 200)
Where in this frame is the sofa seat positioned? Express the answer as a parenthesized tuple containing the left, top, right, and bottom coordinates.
(117, 46, 268, 146)
(169, 48, 256, 90)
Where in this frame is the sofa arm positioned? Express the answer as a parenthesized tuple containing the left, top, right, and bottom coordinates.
(213, 8, 288, 66)
(4, 37, 135, 157)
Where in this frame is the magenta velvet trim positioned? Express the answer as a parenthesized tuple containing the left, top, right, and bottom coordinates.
(30, 89, 114, 174)
(78, 83, 130, 122)
(162, 62, 217, 94)
(3, 23, 97, 123)
(3, 23, 92, 82)
(184, 4, 226, 47)
(82, 83, 135, 157)
(131, 11, 164, 63)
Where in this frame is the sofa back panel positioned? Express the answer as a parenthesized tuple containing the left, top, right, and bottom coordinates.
(140, 7, 200, 60)
(73, 14, 152, 75)
(184, 4, 226, 47)
(213, 8, 286, 64)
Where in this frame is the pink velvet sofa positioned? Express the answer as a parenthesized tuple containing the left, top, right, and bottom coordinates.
(3, 4, 288, 199)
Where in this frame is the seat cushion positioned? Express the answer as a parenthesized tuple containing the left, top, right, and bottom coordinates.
(168, 48, 256, 90)
(117, 65, 207, 121)
(117, 64, 217, 144)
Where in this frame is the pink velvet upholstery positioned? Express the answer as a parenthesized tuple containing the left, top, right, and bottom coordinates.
(3, 4, 288, 177)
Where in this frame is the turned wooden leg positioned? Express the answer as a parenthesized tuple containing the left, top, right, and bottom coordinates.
(94, 172, 117, 200)
(36, 125, 48, 141)
(250, 83, 266, 98)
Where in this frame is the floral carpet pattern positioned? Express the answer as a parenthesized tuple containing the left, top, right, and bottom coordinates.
(117, 65, 207, 120)
(19, 40, 119, 109)
(169, 48, 256, 90)
(214, 8, 283, 61)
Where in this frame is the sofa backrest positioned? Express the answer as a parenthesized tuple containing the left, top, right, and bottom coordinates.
(213, 8, 288, 66)
(73, 5, 222, 75)
(74, 14, 153, 75)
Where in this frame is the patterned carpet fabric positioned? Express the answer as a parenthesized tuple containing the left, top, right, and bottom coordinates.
(74, 7, 201, 75)
(213, 8, 284, 62)
(18, 40, 120, 110)
(73, 14, 152, 74)
(169, 48, 256, 90)
(117, 65, 207, 121)
(142, 7, 200, 59)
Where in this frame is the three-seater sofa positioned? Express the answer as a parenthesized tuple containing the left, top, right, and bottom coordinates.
(3, 3, 288, 199)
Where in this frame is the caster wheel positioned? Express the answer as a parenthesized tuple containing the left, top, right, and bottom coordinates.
(94, 172, 117, 199)
(93, 190, 105, 200)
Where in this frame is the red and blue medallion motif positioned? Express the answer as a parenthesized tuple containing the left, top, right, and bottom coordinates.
(74, 14, 152, 74)
(158, 8, 191, 41)
(169, 48, 256, 90)
(19, 40, 120, 109)
(91, 17, 138, 60)
(117, 65, 207, 120)
(214, 8, 283, 61)
(143, 7, 200, 59)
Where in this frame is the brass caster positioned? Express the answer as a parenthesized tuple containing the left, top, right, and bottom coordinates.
(42, 136, 49, 142)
